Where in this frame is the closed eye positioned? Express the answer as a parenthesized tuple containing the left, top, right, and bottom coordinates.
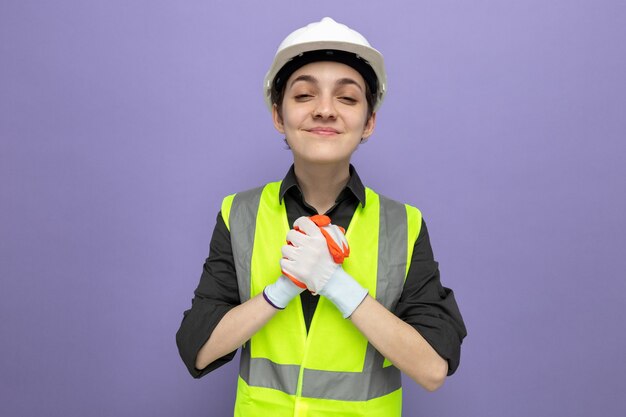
(338, 96, 357, 104)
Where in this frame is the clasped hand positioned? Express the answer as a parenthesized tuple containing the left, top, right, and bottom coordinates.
(267, 215, 367, 318)
(280, 215, 349, 295)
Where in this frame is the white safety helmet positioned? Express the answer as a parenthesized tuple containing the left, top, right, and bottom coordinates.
(263, 17, 387, 113)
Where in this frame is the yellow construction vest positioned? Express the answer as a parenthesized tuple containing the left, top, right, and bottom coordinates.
(221, 181, 422, 417)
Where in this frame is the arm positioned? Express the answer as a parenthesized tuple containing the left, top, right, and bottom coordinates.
(195, 293, 278, 370)
(195, 273, 303, 369)
(176, 212, 241, 377)
(353, 220, 466, 390)
(394, 220, 467, 377)
(177, 212, 303, 375)
(349, 295, 448, 391)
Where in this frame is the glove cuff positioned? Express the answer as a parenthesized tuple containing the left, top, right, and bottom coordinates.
(264, 275, 303, 309)
(319, 267, 368, 318)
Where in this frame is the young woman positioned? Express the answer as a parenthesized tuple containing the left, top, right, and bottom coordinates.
(177, 17, 466, 416)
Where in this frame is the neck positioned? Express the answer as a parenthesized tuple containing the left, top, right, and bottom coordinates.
(293, 161, 351, 215)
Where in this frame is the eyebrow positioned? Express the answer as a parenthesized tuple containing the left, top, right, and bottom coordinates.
(289, 75, 364, 92)
(336, 77, 363, 91)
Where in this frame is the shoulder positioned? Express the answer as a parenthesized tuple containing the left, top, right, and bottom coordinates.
(367, 188, 422, 219)
(220, 181, 282, 230)
(367, 188, 424, 244)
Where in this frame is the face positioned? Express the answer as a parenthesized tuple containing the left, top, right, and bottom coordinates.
(272, 61, 376, 167)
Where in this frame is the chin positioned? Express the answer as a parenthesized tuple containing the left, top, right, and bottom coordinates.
(293, 146, 358, 166)
(295, 152, 351, 166)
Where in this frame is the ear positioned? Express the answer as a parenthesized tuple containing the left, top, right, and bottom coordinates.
(272, 104, 285, 134)
(362, 112, 376, 139)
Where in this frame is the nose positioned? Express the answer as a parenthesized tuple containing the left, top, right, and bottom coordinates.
(312, 94, 337, 120)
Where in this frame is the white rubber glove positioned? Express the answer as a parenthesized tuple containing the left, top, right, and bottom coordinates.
(281, 216, 338, 294)
(280, 216, 368, 318)
(263, 275, 304, 309)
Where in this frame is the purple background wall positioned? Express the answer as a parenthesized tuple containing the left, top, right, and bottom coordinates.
(2, 1, 625, 416)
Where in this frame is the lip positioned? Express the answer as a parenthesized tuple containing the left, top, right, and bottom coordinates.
(305, 127, 340, 136)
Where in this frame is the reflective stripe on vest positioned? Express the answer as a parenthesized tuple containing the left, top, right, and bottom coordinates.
(222, 181, 421, 410)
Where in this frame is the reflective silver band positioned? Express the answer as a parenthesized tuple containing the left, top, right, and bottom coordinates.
(240, 344, 300, 395)
(229, 186, 264, 303)
(302, 343, 401, 400)
(376, 195, 408, 310)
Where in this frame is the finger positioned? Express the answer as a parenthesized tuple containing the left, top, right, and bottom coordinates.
(286, 229, 309, 247)
(320, 224, 350, 263)
(293, 216, 323, 238)
(331, 225, 350, 254)
(279, 257, 294, 273)
(279, 258, 307, 289)
(283, 271, 307, 289)
(319, 227, 347, 264)
(329, 224, 349, 253)
(281, 244, 299, 260)
(322, 225, 345, 246)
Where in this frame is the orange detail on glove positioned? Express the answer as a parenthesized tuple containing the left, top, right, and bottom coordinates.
(309, 214, 331, 227)
(284, 227, 308, 288)
(282, 271, 307, 289)
(318, 227, 350, 264)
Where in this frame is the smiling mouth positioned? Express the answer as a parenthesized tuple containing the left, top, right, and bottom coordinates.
(306, 128, 340, 136)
